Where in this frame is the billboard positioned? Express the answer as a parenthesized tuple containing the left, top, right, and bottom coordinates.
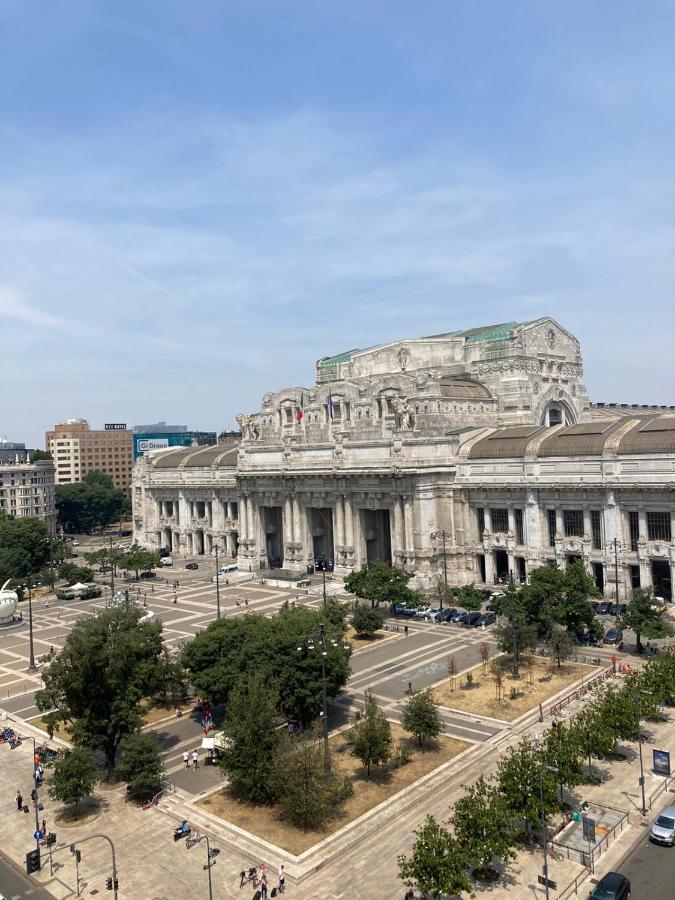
(137, 438, 170, 453)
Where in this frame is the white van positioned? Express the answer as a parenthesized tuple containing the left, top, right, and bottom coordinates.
(161, 556, 173, 566)
(218, 563, 238, 575)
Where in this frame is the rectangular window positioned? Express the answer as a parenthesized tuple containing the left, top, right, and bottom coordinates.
(514, 508, 524, 545)
(547, 509, 557, 547)
(629, 564, 641, 589)
(563, 510, 584, 537)
(647, 511, 672, 542)
(476, 507, 485, 537)
(491, 508, 509, 533)
(591, 510, 602, 550)
(628, 511, 640, 552)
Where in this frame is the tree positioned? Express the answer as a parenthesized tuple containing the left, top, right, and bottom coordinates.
(398, 815, 472, 898)
(346, 690, 392, 776)
(620, 588, 673, 652)
(351, 602, 384, 638)
(0, 510, 52, 586)
(447, 655, 458, 691)
(497, 740, 558, 838)
(270, 725, 352, 828)
(491, 660, 504, 701)
(520, 562, 598, 636)
(402, 690, 441, 747)
(455, 583, 484, 612)
(545, 625, 575, 668)
(452, 776, 517, 877)
(48, 748, 98, 809)
(182, 605, 350, 726)
(30, 449, 52, 462)
(493, 616, 538, 675)
(151, 647, 189, 706)
(58, 562, 95, 585)
(118, 546, 161, 579)
(568, 704, 617, 778)
(219, 672, 281, 804)
(56, 471, 130, 533)
(115, 732, 164, 798)
(345, 562, 416, 609)
(543, 722, 584, 803)
(36, 605, 164, 779)
(480, 642, 490, 674)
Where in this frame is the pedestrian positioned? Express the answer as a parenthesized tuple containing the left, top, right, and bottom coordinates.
(173, 592, 177, 604)
(404, 624, 409, 636)
(183, 750, 189, 769)
(244, 597, 248, 606)
(192, 750, 198, 770)
(261, 872, 268, 899)
(151, 585, 154, 594)
(277, 864, 285, 894)
(16, 790, 22, 812)
(41, 818, 47, 838)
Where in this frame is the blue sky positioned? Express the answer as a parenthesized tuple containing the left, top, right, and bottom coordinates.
(1, 1, 674, 446)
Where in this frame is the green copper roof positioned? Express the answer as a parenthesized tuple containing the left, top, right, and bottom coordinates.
(462, 321, 521, 342)
(318, 348, 361, 368)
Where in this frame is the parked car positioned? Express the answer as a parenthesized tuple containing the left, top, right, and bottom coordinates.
(450, 609, 466, 624)
(649, 804, 675, 846)
(160, 556, 173, 567)
(589, 871, 631, 899)
(597, 601, 612, 615)
(140, 571, 157, 580)
(609, 603, 626, 616)
(158, 548, 171, 558)
(397, 605, 417, 617)
(415, 606, 432, 619)
(71, 540, 80, 546)
(475, 612, 497, 627)
(392, 603, 408, 615)
(435, 608, 457, 623)
(424, 608, 440, 621)
(464, 611, 483, 627)
(185, 562, 199, 570)
(604, 627, 623, 645)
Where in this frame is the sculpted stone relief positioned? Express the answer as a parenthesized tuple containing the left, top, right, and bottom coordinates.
(236, 414, 260, 441)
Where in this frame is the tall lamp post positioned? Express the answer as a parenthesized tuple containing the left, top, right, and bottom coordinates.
(536, 750, 559, 900)
(319, 554, 328, 612)
(296, 623, 350, 768)
(25, 579, 37, 673)
(193, 833, 219, 900)
(636, 690, 652, 816)
(213, 544, 222, 620)
(431, 531, 449, 610)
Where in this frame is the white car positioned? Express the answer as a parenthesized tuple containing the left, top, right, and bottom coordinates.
(415, 606, 431, 619)
(424, 607, 440, 621)
(71, 540, 80, 546)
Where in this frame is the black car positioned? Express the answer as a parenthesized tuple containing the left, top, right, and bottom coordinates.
(140, 570, 157, 579)
(158, 548, 171, 558)
(435, 608, 457, 623)
(597, 602, 612, 616)
(450, 609, 466, 624)
(185, 562, 199, 570)
(609, 603, 626, 616)
(604, 628, 623, 645)
(589, 871, 631, 900)
(464, 611, 483, 627)
(475, 612, 496, 627)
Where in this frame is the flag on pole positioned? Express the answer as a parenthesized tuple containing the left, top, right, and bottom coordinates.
(327, 387, 334, 420)
(295, 391, 304, 423)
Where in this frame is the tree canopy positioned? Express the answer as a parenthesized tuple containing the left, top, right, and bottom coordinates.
(115, 732, 164, 798)
(0, 510, 53, 585)
(345, 562, 416, 608)
(351, 602, 384, 638)
(29, 449, 52, 462)
(48, 748, 98, 809)
(182, 604, 351, 725)
(56, 471, 130, 533)
(402, 689, 442, 747)
(345, 690, 392, 776)
(398, 815, 472, 898)
(118, 546, 161, 578)
(620, 588, 673, 651)
(36, 605, 164, 778)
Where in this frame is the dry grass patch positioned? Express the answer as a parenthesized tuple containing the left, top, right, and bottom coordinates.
(141, 698, 194, 727)
(25, 714, 70, 741)
(197, 723, 468, 855)
(432, 657, 599, 722)
(345, 625, 396, 648)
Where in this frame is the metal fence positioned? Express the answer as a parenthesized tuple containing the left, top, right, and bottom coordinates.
(548, 804, 629, 872)
(549, 666, 615, 718)
(647, 773, 675, 811)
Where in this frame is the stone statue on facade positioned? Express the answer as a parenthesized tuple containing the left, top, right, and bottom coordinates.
(391, 396, 416, 431)
(236, 414, 260, 441)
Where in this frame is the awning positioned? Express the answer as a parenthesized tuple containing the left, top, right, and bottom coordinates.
(201, 738, 215, 750)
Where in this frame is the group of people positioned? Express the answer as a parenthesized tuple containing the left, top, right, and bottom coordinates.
(183, 749, 200, 770)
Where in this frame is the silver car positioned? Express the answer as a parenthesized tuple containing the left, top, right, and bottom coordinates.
(649, 805, 675, 846)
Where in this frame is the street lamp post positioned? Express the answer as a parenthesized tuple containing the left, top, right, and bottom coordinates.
(321, 555, 328, 612)
(536, 755, 559, 900)
(431, 531, 449, 610)
(637, 691, 652, 816)
(26, 580, 37, 673)
(214, 544, 221, 619)
(297, 623, 350, 769)
(194, 833, 219, 900)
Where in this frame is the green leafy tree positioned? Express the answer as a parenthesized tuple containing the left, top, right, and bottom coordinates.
(346, 690, 392, 776)
(345, 562, 416, 609)
(118, 546, 161, 579)
(452, 776, 517, 877)
(494, 615, 538, 674)
(521, 561, 598, 635)
(402, 689, 442, 747)
(115, 732, 164, 798)
(398, 815, 472, 898)
(36, 605, 164, 779)
(620, 588, 673, 652)
(56, 471, 130, 533)
(182, 606, 350, 726)
(151, 647, 189, 706)
(219, 672, 281, 803)
(29, 449, 52, 462)
(351, 602, 384, 638)
(48, 748, 98, 809)
(270, 725, 352, 827)
(497, 740, 558, 838)
(568, 704, 617, 778)
(543, 722, 584, 802)
(0, 510, 52, 585)
(58, 562, 94, 585)
(455, 583, 484, 612)
(545, 624, 575, 668)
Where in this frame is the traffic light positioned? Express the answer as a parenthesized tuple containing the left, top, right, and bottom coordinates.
(26, 849, 41, 874)
(75, 849, 81, 864)
(106, 876, 113, 890)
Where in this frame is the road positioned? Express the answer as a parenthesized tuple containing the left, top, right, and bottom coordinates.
(0, 851, 54, 900)
(618, 829, 675, 898)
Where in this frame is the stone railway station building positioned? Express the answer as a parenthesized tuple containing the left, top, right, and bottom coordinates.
(133, 317, 675, 600)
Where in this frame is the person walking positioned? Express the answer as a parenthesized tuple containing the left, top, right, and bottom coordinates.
(277, 864, 285, 894)
(41, 818, 47, 838)
(192, 750, 198, 771)
(16, 790, 22, 812)
(183, 750, 189, 769)
(260, 872, 268, 899)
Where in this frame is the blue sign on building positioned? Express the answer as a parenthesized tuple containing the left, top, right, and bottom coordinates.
(133, 432, 216, 460)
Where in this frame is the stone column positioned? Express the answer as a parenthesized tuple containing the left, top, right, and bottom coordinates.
(403, 496, 414, 560)
(335, 496, 345, 551)
(638, 510, 648, 542)
(393, 496, 404, 560)
(483, 507, 492, 535)
(247, 496, 257, 550)
(556, 510, 564, 541)
(484, 550, 495, 585)
(283, 496, 293, 550)
(344, 495, 354, 549)
(507, 508, 515, 536)
(292, 495, 302, 545)
(352, 505, 363, 568)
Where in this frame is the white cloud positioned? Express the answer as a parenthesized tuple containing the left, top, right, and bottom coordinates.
(0, 286, 68, 329)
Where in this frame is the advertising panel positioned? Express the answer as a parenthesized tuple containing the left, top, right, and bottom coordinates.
(653, 749, 671, 776)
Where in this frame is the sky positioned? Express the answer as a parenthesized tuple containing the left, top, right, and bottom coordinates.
(1, 1, 674, 446)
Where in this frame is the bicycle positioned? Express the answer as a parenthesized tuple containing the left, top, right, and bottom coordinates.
(185, 828, 201, 849)
(239, 864, 265, 889)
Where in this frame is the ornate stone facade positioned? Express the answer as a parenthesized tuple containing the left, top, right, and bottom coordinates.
(132, 318, 675, 600)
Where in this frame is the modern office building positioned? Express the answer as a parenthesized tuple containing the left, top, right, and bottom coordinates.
(132, 429, 217, 460)
(0, 457, 56, 532)
(132, 317, 675, 600)
(45, 419, 134, 494)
